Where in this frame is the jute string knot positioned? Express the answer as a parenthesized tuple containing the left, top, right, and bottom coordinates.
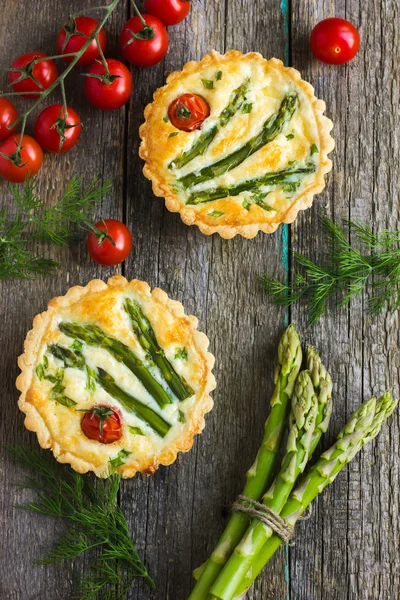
(231, 495, 294, 544)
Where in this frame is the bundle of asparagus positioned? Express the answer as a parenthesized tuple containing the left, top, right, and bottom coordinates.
(189, 324, 397, 600)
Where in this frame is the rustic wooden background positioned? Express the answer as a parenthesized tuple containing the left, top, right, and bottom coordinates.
(0, 0, 399, 599)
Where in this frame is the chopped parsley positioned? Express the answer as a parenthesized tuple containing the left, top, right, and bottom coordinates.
(36, 364, 45, 380)
(178, 410, 186, 424)
(310, 143, 319, 155)
(174, 347, 188, 361)
(209, 210, 224, 217)
(110, 449, 131, 469)
(201, 78, 214, 90)
(70, 340, 83, 352)
(215, 70, 223, 81)
(286, 133, 295, 140)
(242, 103, 253, 114)
(163, 115, 169, 123)
(43, 355, 49, 369)
(169, 131, 179, 138)
(128, 426, 145, 436)
(85, 366, 96, 392)
(242, 199, 251, 211)
(282, 181, 301, 193)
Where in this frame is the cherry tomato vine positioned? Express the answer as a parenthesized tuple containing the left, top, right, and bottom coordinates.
(0, 0, 190, 179)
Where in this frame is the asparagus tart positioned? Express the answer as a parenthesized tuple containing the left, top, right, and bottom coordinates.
(17, 276, 215, 478)
(140, 50, 335, 239)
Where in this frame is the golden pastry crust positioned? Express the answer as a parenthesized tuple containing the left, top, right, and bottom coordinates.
(140, 50, 335, 239)
(16, 276, 215, 478)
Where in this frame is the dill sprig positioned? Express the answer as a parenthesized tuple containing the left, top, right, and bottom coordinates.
(0, 176, 112, 280)
(7, 445, 155, 599)
(260, 217, 400, 325)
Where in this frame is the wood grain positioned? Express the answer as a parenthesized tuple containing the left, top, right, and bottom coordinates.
(0, 0, 398, 599)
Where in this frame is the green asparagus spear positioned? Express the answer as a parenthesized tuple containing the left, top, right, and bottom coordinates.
(306, 346, 333, 457)
(179, 92, 299, 188)
(210, 370, 319, 600)
(59, 322, 173, 408)
(50, 343, 172, 438)
(186, 164, 316, 205)
(189, 324, 302, 600)
(49, 344, 85, 370)
(169, 80, 250, 170)
(123, 299, 194, 401)
(232, 391, 398, 599)
(96, 369, 171, 438)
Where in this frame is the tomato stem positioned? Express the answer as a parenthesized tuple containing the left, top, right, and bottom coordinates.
(130, 0, 150, 29)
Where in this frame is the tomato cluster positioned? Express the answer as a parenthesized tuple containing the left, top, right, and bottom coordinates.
(0, 1, 191, 183)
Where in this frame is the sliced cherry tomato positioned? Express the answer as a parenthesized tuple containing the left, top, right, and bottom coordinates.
(144, 0, 190, 26)
(0, 134, 43, 182)
(9, 52, 58, 100)
(168, 93, 210, 132)
(310, 18, 360, 64)
(56, 16, 107, 66)
(34, 104, 81, 153)
(87, 219, 132, 266)
(120, 15, 168, 67)
(81, 405, 122, 444)
(0, 98, 18, 141)
(84, 59, 133, 110)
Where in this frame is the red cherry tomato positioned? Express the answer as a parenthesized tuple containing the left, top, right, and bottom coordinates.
(144, 0, 190, 26)
(87, 219, 132, 266)
(34, 104, 82, 153)
(120, 15, 168, 67)
(84, 59, 133, 110)
(56, 16, 107, 66)
(0, 98, 18, 141)
(310, 18, 360, 64)
(0, 134, 43, 182)
(81, 405, 122, 444)
(168, 93, 210, 132)
(9, 52, 58, 99)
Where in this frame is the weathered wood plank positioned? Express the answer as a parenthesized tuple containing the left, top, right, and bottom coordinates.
(0, 1, 127, 598)
(290, 1, 400, 600)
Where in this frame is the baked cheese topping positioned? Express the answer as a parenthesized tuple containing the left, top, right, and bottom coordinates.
(17, 277, 215, 478)
(140, 51, 334, 238)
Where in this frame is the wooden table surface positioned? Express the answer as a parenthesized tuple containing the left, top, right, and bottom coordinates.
(1, 1, 399, 599)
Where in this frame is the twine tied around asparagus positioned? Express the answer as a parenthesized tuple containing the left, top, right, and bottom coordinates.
(232, 495, 294, 544)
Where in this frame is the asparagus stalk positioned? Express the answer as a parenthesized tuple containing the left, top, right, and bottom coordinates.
(192, 346, 332, 590)
(123, 299, 194, 401)
(189, 324, 302, 600)
(210, 371, 319, 600)
(186, 164, 316, 205)
(49, 344, 86, 370)
(96, 368, 171, 438)
(50, 344, 172, 438)
(306, 346, 333, 457)
(232, 391, 398, 599)
(169, 80, 250, 170)
(179, 92, 299, 188)
(59, 322, 173, 408)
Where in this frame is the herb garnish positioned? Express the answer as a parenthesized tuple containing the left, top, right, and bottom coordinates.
(128, 425, 145, 436)
(0, 176, 112, 280)
(310, 143, 319, 155)
(216, 70, 223, 80)
(242, 103, 253, 114)
(286, 133, 295, 140)
(209, 210, 224, 217)
(242, 199, 251, 211)
(163, 115, 169, 123)
(7, 445, 154, 598)
(261, 217, 400, 325)
(174, 347, 188, 361)
(176, 101, 192, 119)
(202, 79, 214, 89)
(109, 449, 131, 469)
(169, 131, 179, 138)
